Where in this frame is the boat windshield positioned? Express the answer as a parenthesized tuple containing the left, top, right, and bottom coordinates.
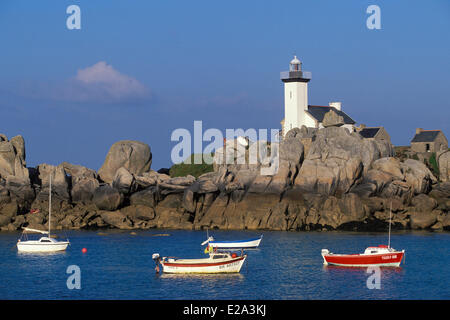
(212, 254, 227, 259)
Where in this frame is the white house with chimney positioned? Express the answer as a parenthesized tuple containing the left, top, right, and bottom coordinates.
(280, 56, 356, 136)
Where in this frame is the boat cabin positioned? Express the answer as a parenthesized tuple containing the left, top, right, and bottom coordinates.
(211, 252, 239, 259)
(162, 251, 240, 264)
(17, 236, 58, 243)
(37, 237, 57, 243)
(363, 245, 392, 255)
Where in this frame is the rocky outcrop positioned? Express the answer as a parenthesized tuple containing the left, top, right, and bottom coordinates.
(158, 175, 196, 195)
(35, 164, 71, 202)
(98, 140, 152, 184)
(184, 127, 446, 232)
(93, 184, 123, 211)
(408, 194, 440, 229)
(130, 186, 159, 208)
(112, 167, 136, 194)
(134, 171, 159, 189)
(121, 205, 155, 222)
(0, 130, 448, 232)
(353, 157, 437, 200)
(322, 110, 344, 127)
(99, 210, 133, 229)
(266, 135, 304, 194)
(293, 127, 393, 195)
(438, 151, 450, 182)
(154, 194, 193, 229)
(0, 135, 32, 212)
(5, 176, 35, 211)
(402, 159, 437, 194)
(62, 162, 99, 204)
(0, 135, 29, 179)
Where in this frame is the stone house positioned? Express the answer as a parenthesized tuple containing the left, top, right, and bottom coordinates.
(357, 126, 391, 143)
(410, 128, 448, 153)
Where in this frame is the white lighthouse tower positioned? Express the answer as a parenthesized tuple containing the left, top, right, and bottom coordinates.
(280, 56, 312, 136)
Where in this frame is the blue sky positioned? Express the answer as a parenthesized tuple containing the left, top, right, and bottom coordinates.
(1, 0, 449, 171)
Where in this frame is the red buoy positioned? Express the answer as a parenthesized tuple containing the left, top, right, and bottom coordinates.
(231, 253, 237, 258)
(82, 248, 87, 254)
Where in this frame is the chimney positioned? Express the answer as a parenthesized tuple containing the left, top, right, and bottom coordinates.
(329, 101, 341, 111)
(416, 128, 423, 134)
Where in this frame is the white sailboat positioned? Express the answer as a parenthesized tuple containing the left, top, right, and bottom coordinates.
(17, 173, 70, 253)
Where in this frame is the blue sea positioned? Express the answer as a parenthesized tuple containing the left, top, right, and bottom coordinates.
(0, 230, 449, 300)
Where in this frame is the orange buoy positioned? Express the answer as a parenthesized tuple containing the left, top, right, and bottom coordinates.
(82, 248, 87, 254)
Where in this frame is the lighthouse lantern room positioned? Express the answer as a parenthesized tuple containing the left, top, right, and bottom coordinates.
(280, 56, 312, 135)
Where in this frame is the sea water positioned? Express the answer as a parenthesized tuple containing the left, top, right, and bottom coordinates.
(0, 230, 448, 299)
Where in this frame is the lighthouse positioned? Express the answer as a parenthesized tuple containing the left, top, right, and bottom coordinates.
(280, 56, 356, 136)
(280, 56, 312, 136)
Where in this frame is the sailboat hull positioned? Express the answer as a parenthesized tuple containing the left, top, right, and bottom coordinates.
(322, 250, 404, 267)
(17, 241, 69, 253)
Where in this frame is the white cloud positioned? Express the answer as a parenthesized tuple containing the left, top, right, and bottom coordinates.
(17, 61, 151, 104)
(73, 61, 149, 101)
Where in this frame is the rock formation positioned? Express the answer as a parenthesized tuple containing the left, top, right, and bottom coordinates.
(322, 109, 344, 127)
(0, 130, 448, 232)
(438, 151, 450, 182)
(98, 140, 152, 183)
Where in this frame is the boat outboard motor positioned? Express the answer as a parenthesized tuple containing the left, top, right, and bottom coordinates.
(152, 253, 161, 273)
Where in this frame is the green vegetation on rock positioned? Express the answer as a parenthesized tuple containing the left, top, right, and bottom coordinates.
(428, 152, 440, 178)
(169, 153, 214, 178)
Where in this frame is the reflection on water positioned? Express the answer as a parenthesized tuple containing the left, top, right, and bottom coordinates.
(322, 265, 405, 285)
(322, 265, 404, 273)
(159, 273, 245, 280)
(17, 251, 67, 257)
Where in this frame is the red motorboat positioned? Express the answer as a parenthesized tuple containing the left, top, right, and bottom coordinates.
(321, 245, 405, 267)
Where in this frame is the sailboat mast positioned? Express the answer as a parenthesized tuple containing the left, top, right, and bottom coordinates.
(49, 173, 52, 237)
(388, 200, 392, 249)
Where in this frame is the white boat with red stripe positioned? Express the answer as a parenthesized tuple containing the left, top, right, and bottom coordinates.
(153, 252, 247, 274)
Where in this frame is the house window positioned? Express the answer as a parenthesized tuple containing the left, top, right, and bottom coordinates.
(426, 143, 430, 152)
